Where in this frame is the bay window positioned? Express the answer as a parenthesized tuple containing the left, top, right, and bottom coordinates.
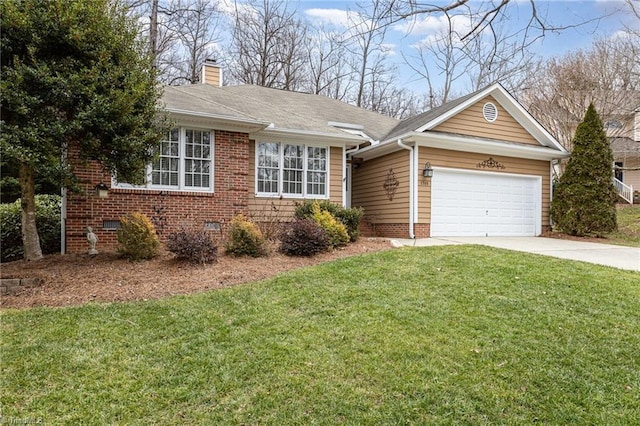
(257, 142, 328, 198)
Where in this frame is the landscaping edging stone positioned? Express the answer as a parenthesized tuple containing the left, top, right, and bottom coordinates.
(1, 278, 43, 296)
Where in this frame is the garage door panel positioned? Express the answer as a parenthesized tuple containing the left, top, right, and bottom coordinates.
(431, 169, 540, 237)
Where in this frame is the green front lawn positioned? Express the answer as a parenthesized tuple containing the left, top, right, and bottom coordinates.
(608, 205, 640, 246)
(2, 246, 639, 424)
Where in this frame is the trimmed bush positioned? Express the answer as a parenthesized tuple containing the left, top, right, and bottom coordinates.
(1, 194, 61, 262)
(311, 202, 349, 248)
(279, 217, 329, 256)
(167, 229, 218, 264)
(116, 212, 160, 260)
(294, 200, 364, 242)
(225, 214, 267, 257)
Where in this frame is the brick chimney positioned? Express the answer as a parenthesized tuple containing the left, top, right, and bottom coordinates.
(201, 58, 222, 86)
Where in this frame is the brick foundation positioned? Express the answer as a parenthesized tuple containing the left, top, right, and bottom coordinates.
(65, 130, 251, 253)
(360, 222, 430, 239)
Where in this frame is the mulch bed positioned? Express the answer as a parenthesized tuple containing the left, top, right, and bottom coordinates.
(1, 238, 393, 309)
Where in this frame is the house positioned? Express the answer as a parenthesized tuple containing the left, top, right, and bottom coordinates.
(608, 108, 640, 204)
(63, 62, 569, 253)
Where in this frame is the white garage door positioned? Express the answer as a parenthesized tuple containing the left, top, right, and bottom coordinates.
(431, 169, 541, 237)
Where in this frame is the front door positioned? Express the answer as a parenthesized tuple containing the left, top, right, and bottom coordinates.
(615, 161, 624, 182)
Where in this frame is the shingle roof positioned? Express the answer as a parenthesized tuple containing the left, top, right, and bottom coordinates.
(383, 90, 481, 141)
(610, 137, 640, 154)
(162, 84, 400, 141)
(161, 82, 565, 154)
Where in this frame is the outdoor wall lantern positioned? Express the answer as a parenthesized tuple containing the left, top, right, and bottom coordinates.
(94, 182, 109, 198)
(422, 162, 434, 178)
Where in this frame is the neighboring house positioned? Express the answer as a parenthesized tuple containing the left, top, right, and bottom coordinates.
(63, 62, 568, 253)
(608, 108, 640, 204)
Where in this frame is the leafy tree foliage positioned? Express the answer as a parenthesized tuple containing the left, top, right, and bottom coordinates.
(1, 0, 166, 260)
(551, 104, 617, 236)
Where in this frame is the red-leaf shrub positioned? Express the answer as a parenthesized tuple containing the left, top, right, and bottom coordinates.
(279, 218, 329, 256)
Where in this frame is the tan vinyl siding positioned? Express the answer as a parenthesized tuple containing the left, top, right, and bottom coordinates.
(329, 146, 343, 204)
(433, 95, 540, 146)
(417, 147, 551, 227)
(619, 158, 640, 190)
(248, 142, 343, 219)
(351, 150, 410, 224)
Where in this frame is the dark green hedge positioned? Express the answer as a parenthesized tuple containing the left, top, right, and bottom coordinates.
(1, 194, 61, 262)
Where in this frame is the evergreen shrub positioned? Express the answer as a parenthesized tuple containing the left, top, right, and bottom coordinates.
(0, 194, 61, 262)
(294, 200, 364, 241)
(311, 202, 349, 248)
(225, 214, 268, 257)
(551, 103, 617, 236)
(116, 212, 160, 260)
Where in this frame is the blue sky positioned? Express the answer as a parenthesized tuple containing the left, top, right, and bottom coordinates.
(292, 0, 636, 92)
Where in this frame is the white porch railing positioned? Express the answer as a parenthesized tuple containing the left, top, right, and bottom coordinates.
(613, 177, 633, 204)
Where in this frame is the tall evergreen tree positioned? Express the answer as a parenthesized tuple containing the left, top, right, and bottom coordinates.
(550, 103, 617, 236)
(1, 0, 166, 260)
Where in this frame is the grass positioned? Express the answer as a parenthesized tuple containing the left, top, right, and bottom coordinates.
(607, 205, 640, 246)
(2, 246, 639, 424)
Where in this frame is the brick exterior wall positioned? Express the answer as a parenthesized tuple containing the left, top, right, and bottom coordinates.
(65, 130, 250, 253)
(360, 221, 430, 239)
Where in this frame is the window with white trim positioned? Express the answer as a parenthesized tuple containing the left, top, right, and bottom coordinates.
(152, 128, 180, 186)
(118, 127, 214, 191)
(184, 129, 212, 189)
(256, 142, 328, 198)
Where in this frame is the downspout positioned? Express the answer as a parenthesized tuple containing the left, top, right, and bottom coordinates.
(397, 139, 415, 238)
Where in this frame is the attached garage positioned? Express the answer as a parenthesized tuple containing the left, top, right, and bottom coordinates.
(430, 169, 541, 237)
(350, 83, 569, 239)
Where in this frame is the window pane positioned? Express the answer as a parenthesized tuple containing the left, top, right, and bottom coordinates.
(184, 129, 212, 188)
(257, 142, 279, 194)
(306, 147, 327, 196)
(282, 144, 303, 195)
(151, 129, 180, 187)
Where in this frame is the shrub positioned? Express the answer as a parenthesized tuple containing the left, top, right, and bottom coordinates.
(279, 217, 329, 256)
(225, 214, 267, 257)
(551, 103, 617, 236)
(294, 200, 364, 242)
(1, 194, 61, 262)
(116, 212, 160, 260)
(311, 202, 349, 248)
(167, 229, 218, 264)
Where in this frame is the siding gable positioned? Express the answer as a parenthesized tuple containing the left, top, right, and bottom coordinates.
(432, 95, 540, 146)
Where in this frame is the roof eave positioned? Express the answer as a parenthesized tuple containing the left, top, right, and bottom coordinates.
(354, 131, 569, 161)
(252, 126, 366, 147)
(164, 108, 270, 133)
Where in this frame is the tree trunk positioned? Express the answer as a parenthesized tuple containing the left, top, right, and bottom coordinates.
(19, 162, 43, 261)
(150, 0, 158, 69)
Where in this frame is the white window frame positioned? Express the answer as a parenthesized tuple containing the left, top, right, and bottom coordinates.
(255, 141, 329, 199)
(113, 126, 214, 193)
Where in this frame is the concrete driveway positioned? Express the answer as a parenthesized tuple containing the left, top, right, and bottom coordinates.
(391, 237, 640, 272)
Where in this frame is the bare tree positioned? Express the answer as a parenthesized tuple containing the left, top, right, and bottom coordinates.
(346, 1, 395, 109)
(228, 0, 308, 90)
(305, 29, 353, 100)
(521, 34, 640, 149)
(169, 0, 221, 84)
(381, 0, 596, 48)
(125, 0, 222, 85)
(402, 11, 468, 108)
